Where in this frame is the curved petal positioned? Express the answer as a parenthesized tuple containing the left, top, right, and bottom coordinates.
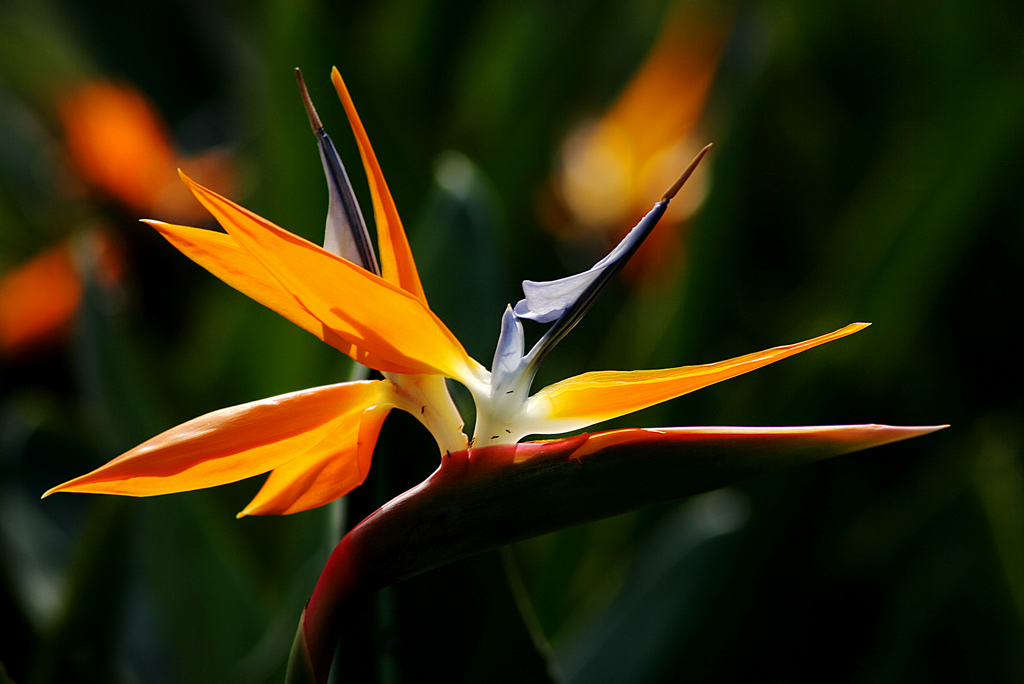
(528, 323, 869, 434)
(330, 67, 426, 302)
(239, 404, 392, 516)
(146, 220, 425, 375)
(177, 172, 481, 380)
(43, 381, 387, 497)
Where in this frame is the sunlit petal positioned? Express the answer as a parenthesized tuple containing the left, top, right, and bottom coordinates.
(239, 404, 392, 516)
(146, 220, 425, 375)
(43, 381, 387, 497)
(331, 67, 426, 301)
(177, 173, 481, 380)
(528, 323, 869, 434)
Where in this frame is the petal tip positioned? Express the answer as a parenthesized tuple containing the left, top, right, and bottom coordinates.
(911, 423, 950, 435)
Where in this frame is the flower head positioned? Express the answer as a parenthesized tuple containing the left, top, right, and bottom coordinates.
(46, 69, 941, 518)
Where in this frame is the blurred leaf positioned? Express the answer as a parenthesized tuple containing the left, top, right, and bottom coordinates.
(973, 418, 1024, 629)
(412, 150, 508, 363)
(555, 488, 749, 684)
(28, 497, 130, 684)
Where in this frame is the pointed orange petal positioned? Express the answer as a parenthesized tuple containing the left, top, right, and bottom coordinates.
(330, 67, 426, 301)
(531, 323, 869, 432)
(239, 404, 391, 516)
(177, 173, 480, 380)
(147, 220, 425, 375)
(44, 381, 387, 498)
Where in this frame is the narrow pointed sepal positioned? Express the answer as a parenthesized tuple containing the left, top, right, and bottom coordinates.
(238, 404, 391, 516)
(330, 67, 426, 301)
(174, 172, 480, 380)
(528, 323, 869, 434)
(43, 381, 388, 499)
(144, 219, 426, 375)
(296, 422, 944, 682)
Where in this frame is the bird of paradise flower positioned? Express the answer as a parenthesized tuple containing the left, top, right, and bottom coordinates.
(45, 68, 943, 524)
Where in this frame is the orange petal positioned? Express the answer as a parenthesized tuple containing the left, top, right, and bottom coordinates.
(44, 381, 387, 497)
(531, 323, 869, 432)
(146, 220, 425, 375)
(330, 68, 426, 301)
(239, 404, 392, 516)
(177, 173, 480, 380)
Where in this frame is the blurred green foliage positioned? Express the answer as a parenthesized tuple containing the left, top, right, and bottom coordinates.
(1, 0, 1021, 682)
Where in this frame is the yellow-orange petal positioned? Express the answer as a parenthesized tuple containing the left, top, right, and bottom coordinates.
(177, 172, 481, 380)
(330, 68, 425, 302)
(239, 403, 392, 516)
(146, 220, 425, 375)
(44, 381, 387, 498)
(529, 323, 869, 433)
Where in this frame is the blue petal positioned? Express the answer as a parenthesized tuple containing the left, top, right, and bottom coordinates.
(514, 201, 668, 324)
(491, 305, 526, 393)
(318, 130, 380, 275)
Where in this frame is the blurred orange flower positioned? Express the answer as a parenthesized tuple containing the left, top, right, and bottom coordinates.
(0, 229, 122, 357)
(0, 80, 235, 359)
(550, 6, 729, 283)
(59, 81, 234, 222)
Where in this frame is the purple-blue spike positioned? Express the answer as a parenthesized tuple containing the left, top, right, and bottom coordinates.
(297, 68, 380, 275)
(518, 143, 711, 368)
(490, 305, 527, 394)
